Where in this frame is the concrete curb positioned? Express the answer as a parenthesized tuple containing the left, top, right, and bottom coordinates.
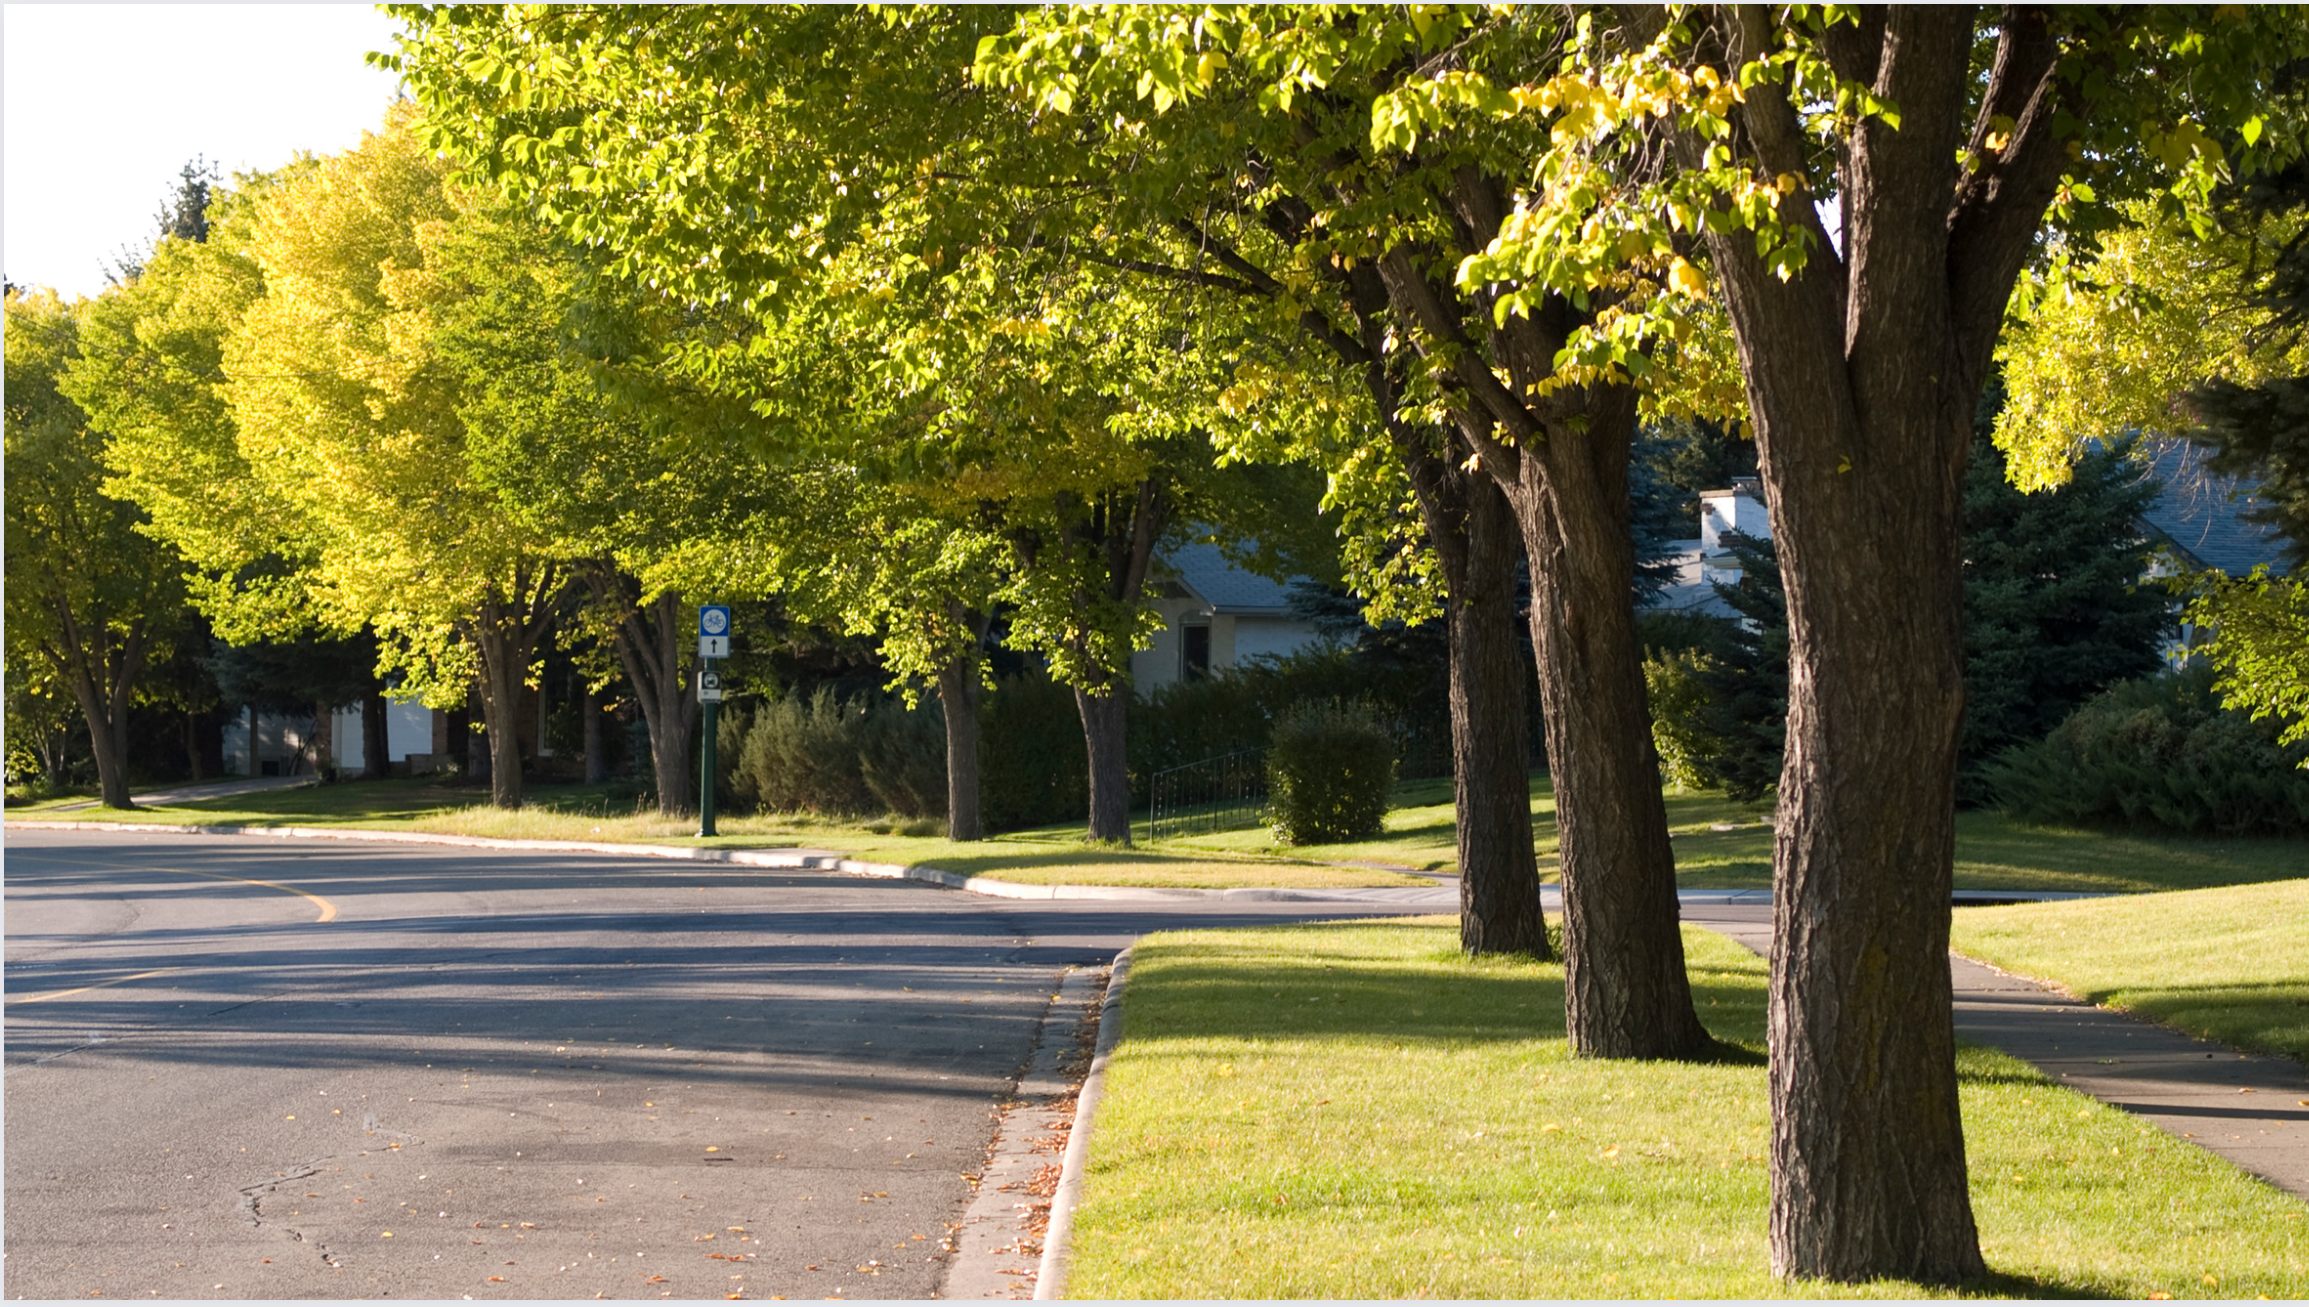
(1035, 946, 1132, 1301)
(3, 819, 1461, 905)
(5, 820, 2114, 908)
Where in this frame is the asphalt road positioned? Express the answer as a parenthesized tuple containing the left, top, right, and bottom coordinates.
(3, 828, 1414, 1301)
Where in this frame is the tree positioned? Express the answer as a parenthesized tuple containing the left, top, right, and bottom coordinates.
(1403, 6, 2309, 1279)
(210, 110, 580, 808)
(105, 158, 221, 286)
(1997, 157, 2309, 756)
(388, 8, 1335, 846)
(4, 288, 186, 807)
(980, 6, 1778, 1020)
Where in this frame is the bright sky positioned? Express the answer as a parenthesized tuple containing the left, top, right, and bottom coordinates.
(4, 3, 406, 299)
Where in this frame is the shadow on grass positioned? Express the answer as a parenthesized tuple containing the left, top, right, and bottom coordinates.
(1122, 928, 1770, 1060)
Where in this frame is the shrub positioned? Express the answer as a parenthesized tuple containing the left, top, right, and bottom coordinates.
(714, 704, 753, 811)
(740, 687, 875, 815)
(1643, 648, 1723, 791)
(979, 670, 1088, 832)
(1265, 702, 1396, 845)
(1988, 665, 2309, 836)
(860, 696, 947, 819)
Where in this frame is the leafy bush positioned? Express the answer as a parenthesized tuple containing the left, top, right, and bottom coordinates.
(1642, 648, 1723, 791)
(860, 696, 946, 819)
(1988, 665, 2309, 836)
(979, 670, 1088, 832)
(1130, 644, 1465, 803)
(740, 687, 875, 815)
(1265, 702, 1396, 844)
(714, 704, 752, 811)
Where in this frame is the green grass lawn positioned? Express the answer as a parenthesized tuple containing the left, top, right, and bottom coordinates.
(1949, 879, 2309, 1064)
(15, 771, 2303, 896)
(1070, 918, 2309, 1299)
(5, 776, 1429, 891)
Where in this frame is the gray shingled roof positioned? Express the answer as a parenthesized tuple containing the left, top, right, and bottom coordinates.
(2136, 441, 2293, 577)
(1161, 541, 1302, 615)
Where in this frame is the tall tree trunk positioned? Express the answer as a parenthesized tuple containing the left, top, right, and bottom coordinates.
(1074, 681, 1131, 843)
(363, 691, 391, 780)
(1042, 479, 1162, 846)
(183, 711, 204, 781)
(1653, 4, 2077, 1279)
(473, 633, 525, 809)
(54, 608, 146, 809)
(1445, 479, 1547, 956)
(1369, 235, 1708, 1055)
(311, 700, 334, 779)
(937, 646, 984, 842)
(607, 588, 699, 817)
(582, 684, 608, 785)
(465, 684, 495, 791)
(1145, 212, 1551, 953)
(1491, 401, 1709, 1058)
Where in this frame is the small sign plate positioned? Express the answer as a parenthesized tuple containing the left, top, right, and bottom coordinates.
(697, 669, 724, 703)
(699, 605, 731, 637)
(698, 634, 730, 659)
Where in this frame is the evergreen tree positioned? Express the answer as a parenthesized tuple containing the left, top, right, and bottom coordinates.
(1692, 530, 1788, 804)
(1960, 431, 2173, 799)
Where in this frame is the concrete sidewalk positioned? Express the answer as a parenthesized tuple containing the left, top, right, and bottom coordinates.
(40, 774, 311, 813)
(1682, 898, 2309, 1204)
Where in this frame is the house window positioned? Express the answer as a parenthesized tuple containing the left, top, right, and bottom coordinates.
(1182, 622, 1211, 680)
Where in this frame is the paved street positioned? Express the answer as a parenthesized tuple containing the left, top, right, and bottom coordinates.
(3, 829, 1410, 1301)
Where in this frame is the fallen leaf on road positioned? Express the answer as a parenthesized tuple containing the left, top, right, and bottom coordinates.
(487, 1277, 506, 1283)
(645, 1275, 665, 1283)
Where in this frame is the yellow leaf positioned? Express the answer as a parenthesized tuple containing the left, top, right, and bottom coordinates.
(1541, 1123, 1562, 1132)
(1667, 259, 1708, 299)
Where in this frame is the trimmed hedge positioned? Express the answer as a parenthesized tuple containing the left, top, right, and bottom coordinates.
(1265, 702, 1396, 845)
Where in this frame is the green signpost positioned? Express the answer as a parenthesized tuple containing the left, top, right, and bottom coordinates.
(697, 605, 730, 838)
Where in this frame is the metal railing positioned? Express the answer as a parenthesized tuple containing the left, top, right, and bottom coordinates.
(1147, 747, 1268, 842)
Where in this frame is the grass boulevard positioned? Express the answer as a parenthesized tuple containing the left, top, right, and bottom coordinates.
(12, 773, 2306, 1296)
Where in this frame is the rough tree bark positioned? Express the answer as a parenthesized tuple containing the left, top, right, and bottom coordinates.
(1157, 221, 1550, 955)
(467, 562, 569, 809)
(1644, 5, 2077, 1280)
(310, 700, 335, 779)
(1201, 137, 1685, 982)
(1054, 479, 1162, 846)
(51, 600, 147, 810)
(604, 583, 700, 817)
(582, 685, 608, 785)
(937, 604, 990, 841)
(362, 691, 391, 780)
(1372, 218, 1711, 1057)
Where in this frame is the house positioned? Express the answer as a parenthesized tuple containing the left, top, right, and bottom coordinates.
(1131, 541, 1326, 691)
(2136, 439, 2293, 578)
(1636, 447, 2295, 632)
(220, 693, 553, 778)
(1643, 478, 1770, 619)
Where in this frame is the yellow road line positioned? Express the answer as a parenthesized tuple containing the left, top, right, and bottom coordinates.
(8, 854, 341, 924)
(159, 866, 339, 923)
(7, 967, 180, 1006)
